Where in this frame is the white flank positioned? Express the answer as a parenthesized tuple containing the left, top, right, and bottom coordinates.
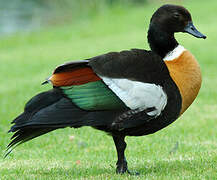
(100, 77, 167, 116)
(163, 45, 186, 61)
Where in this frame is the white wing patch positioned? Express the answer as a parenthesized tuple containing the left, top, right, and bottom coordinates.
(100, 77, 167, 116)
(163, 45, 186, 61)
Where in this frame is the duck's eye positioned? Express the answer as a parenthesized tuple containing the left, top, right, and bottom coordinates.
(173, 12, 180, 19)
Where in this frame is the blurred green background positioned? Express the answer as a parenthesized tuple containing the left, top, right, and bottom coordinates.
(0, 0, 148, 34)
(0, 0, 216, 179)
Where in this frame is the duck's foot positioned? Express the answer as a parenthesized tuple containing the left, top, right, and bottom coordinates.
(116, 164, 139, 175)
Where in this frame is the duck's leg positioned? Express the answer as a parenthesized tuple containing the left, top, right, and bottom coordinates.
(112, 135, 130, 174)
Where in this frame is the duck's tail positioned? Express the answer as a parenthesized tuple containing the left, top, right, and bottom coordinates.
(5, 88, 105, 157)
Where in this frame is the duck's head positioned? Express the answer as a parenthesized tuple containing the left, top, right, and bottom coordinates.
(150, 4, 206, 39)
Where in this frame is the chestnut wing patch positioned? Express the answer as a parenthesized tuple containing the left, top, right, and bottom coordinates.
(47, 61, 125, 111)
(50, 67, 101, 87)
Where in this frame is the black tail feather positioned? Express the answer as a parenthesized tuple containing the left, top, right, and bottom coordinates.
(7, 88, 74, 155)
(10, 88, 62, 126)
(7, 88, 119, 156)
(7, 127, 56, 149)
(5, 127, 57, 158)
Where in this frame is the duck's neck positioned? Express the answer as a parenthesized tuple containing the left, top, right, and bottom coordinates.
(148, 24, 178, 58)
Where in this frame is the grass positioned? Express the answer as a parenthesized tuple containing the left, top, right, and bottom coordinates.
(0, 0, 217, 179)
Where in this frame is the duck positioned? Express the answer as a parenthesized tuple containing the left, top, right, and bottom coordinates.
(7, 4, 206, 174)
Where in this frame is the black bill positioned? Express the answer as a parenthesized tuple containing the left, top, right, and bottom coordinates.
(184, 21, 206, 39)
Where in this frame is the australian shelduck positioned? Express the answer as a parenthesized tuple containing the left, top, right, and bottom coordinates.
(7, 4, 206, 174)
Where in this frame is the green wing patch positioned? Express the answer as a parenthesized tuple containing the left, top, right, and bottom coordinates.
(61, 80, 125, 110)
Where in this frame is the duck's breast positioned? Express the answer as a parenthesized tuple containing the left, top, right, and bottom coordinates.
(164, 47, 202, 115)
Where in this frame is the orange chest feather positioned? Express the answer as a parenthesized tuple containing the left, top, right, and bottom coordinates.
(165, 50, 202, 115)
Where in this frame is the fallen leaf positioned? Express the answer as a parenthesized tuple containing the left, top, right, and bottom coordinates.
(76, 160, 81, 165)
(69, 135, 75, 141)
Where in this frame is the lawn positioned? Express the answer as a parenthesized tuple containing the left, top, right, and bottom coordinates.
(0, 0, 217, 179)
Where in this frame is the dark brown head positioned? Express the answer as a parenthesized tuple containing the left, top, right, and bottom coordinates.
(150, 4, 206, 39)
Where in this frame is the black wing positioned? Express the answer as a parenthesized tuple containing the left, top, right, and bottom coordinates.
(54, 49, 170, 130)
(88, 49, 170, 84)
(53, 49, 170, 84)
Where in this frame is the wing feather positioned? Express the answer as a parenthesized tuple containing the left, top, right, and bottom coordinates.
(50, 67, 101, 86)
(46, 49, 170, 127)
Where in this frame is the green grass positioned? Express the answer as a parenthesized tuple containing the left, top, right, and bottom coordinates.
(0, 0, 217, 179)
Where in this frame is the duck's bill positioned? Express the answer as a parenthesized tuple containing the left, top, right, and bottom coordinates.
(184, 22, 206, 39)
